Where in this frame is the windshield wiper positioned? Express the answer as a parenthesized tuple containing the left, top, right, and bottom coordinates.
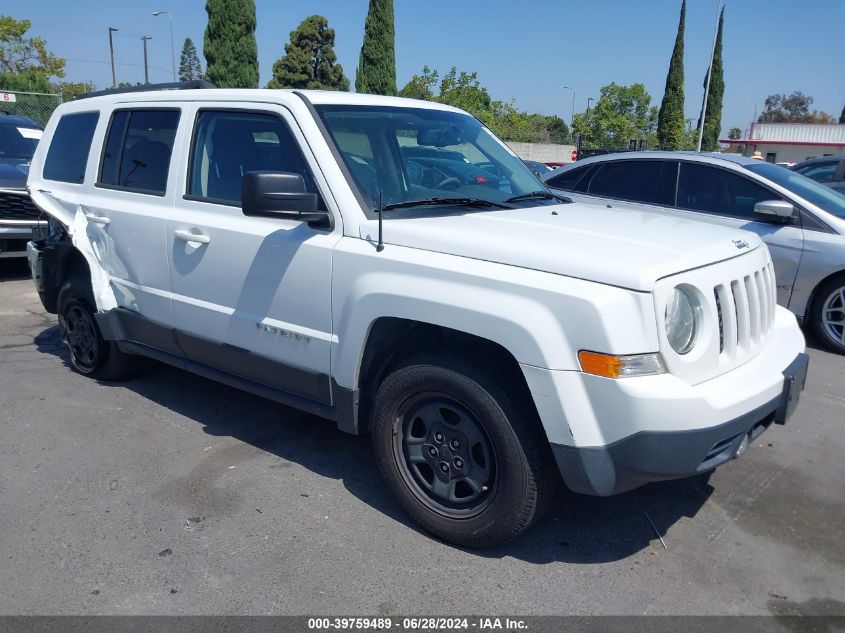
(505, 190, 571, 203)
(380, 197, 513, 212)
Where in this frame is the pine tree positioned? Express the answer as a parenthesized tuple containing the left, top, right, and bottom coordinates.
(657, 0, 686, 150)
(203, 0, 259, 88)
(698, 7, 725, 151)
(179, 38, 204, 82)
(840, 104, 845, 124)
(266, 15, 349, 91)
(355, 0, 396, 95)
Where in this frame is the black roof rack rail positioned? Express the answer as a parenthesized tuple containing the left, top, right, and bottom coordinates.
(77, 80, 216, 100)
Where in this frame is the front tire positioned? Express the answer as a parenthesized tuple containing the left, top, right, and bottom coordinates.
(57, 281, 142, 381)
(810, 276, 845, 355)
(371, 353, 557, 548)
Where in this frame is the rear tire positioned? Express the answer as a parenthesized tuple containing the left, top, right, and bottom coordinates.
(370, 352, 557, 548)
(810, 276, 845, 355)
(57, 280, 142, 381)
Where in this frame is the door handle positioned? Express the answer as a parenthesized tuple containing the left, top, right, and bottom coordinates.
(174, 229, 211, 244)
(84, 213, 111, 225)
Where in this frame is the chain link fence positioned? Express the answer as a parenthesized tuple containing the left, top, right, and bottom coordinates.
(0, 91, 63, 127)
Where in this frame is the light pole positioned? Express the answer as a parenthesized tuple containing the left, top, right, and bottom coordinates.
(561, 85, 575, 130)
(141, 36, 152, 84)
(587, 97, 595, 115)
(697, 0, 723, 152)
(108, 27, 119, 87)
(152, 10, 176, 82)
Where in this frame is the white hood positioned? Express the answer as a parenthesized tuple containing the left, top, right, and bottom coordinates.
(359, 202, 763, 292)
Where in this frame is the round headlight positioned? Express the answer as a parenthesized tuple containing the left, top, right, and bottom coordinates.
(665, 286, 698, 355)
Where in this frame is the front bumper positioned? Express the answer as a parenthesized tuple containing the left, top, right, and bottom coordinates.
(553, 356, 807, 496)
(1, 223, 42, 258)
(523, 306, 808, 496)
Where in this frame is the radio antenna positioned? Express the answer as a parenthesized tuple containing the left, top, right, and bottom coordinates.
(376, 190, 385, 252)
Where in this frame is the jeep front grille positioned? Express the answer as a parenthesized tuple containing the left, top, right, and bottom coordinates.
(0, 191, 41, 221)
(713, 262, 776, 358)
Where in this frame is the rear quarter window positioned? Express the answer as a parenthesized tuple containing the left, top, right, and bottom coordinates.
(43, 112, 100, 184)
(546, 165, 591, 191)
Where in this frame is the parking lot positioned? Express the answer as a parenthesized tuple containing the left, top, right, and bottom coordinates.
(0, 258, 843, 616)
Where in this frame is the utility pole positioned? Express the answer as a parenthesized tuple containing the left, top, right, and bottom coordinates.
(697, 0, 723, 153)
(108, 27, 119, 88)
(141, 36, 152, 84)
(562, 85, 576, 131)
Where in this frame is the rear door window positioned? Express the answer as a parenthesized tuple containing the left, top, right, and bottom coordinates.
(587, 160, 664, 204)
(43, 112, 99, 184)
(98, 109, 180, 195)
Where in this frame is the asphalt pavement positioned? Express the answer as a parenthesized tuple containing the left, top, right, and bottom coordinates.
(1, 259, 843, 617)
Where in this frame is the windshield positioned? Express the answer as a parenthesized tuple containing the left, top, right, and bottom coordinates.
(315, 105, 545, 214)
(745, 162, 845, 219)
(0, 124, 41, 161)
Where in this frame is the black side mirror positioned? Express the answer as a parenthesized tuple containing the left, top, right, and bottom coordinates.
(241, 171, 329, 225)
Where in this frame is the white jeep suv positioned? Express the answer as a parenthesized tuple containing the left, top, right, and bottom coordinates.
(26, 84, 808, 547)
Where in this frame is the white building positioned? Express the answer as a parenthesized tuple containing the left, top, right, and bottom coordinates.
(721, 123, 845, 164)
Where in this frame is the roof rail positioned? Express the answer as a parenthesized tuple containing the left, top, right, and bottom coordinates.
(77, 80, 216, 100)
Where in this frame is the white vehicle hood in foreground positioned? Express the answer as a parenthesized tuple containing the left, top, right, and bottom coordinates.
(360, 202, 762, 292)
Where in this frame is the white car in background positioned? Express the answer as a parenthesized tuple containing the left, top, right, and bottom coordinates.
(545, 151, 845, 354)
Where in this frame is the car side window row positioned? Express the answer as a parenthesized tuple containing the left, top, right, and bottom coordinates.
(43, 108, 317, 206)
(548, 158, 786, 223)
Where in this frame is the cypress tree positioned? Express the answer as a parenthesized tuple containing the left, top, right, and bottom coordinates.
(179, 38, 204, 82)
(266, 16, 349, 91)
(355, 0, 396, 95)
(698, 7, 725, 152)
(204, 0, 259, 88)
(657, 0, 686, 150)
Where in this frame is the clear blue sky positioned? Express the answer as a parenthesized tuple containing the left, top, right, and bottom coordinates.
(5, 0, 844, 137)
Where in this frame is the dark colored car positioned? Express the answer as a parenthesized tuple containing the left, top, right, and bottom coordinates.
(791, 155, 845, 195)
(0, 114, 44, 260)
(523, 160, 553, 176)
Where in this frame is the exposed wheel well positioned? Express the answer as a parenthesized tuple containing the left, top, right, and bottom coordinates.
(356, 318, 542, 437)
(37, 237, 91, 314)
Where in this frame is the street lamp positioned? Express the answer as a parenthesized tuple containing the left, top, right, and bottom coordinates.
(586, 97, 595, 115)
(152, 10, 176, 82)
(561, 85, 575, 130)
